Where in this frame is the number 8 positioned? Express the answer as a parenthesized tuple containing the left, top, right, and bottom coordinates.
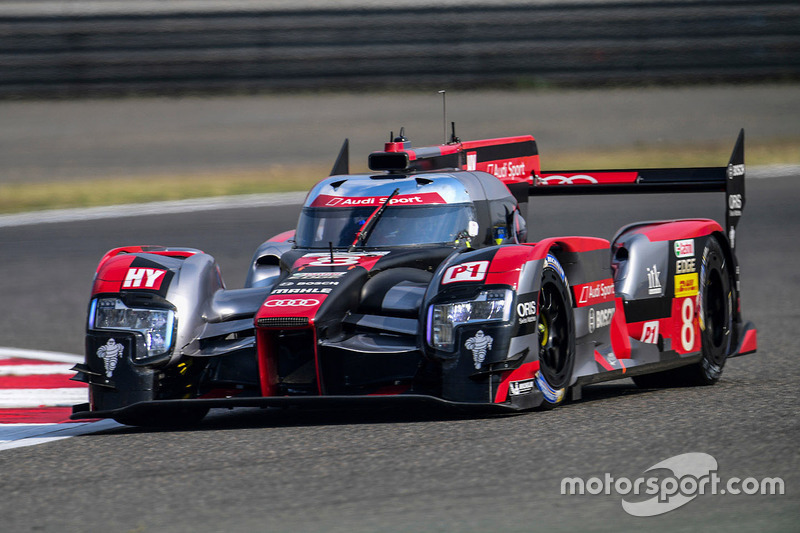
(681, 297, 695, 351)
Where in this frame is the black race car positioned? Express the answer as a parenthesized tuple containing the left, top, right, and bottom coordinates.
(72, 127, 757, 426)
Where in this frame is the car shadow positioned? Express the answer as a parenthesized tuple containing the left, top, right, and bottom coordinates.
(80, 380, 679, 435)
(94, 402, 514, 435)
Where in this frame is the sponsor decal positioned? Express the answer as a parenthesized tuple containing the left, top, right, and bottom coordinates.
(516, 299, 537, 325)
(442, 261, 489, 284)
(279, 280, 340, 288)
(607, 352, 619, 367)
(674, 273, 699, 298)
(122, 268, 166, 290)
(674, 239, 695, 258)
(508, 378, 536, 396)
(96, 338, 124, 378)
(727, 163, 745, 179)
(290, 272, 347, 279)
(544, 254, 567, 285)
(675, 296, 698, 353)
(640, 321, 660, 344)
(271, 287, 332, 294)
(466, 152, 477, 171)
(575, 279, 615, 307)
(264, 299, 320, 307)
(729, 226, 736, 249)
(676, 258, 696, 274)
(538, 174, 599, 185)
(310, 193, 447, 208)
(647, 264, 662, 295)
(728, 193, 743, 217)
(535, 371, 565, 404)
(486, 160, 528, 180)
(537, 171, 638, 185)
(301, 251, 389, 267)
(465, 330, 493, 369)
(588, 307, 614, 333)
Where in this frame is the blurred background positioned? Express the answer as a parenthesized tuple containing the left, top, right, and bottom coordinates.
(0, 0, 798, 213)
(3, 0, 798, 96)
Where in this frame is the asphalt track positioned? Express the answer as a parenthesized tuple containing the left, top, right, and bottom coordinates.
(0, 174, 796, 532)
(0, 88, 799, 532)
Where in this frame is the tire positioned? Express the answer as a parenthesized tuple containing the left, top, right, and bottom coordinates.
(535, 254, 575, 408)
(693, 235, 735, 384)
(633, 235, 734, 388)
(114, 406, 210, 428)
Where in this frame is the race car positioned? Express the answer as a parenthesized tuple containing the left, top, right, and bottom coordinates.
(71, 126, 757, 426)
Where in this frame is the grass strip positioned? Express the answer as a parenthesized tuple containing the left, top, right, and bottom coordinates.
(1, 138, 798, 214)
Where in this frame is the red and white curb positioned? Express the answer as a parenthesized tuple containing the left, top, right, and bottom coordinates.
(0, 347, 122, 451)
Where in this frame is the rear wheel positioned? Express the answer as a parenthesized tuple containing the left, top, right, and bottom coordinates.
(633, 235, 734, 388)
(693, 235, 735, 384)
(535, 255, 575, 408)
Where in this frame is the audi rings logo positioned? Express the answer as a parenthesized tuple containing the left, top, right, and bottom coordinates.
(538, 175, 599, 185)
(264, 299, 320, 307)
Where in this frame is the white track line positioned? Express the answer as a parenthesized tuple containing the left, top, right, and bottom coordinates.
(0, 191, 307, 228)
(0, 347, 83, 364)
(0, 364, 74, 376)
(0, 388, 87, 408)
(0, 347, 118, 452)
(0, 420, 123, 452)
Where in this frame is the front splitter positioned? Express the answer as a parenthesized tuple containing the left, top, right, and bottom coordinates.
(71, 393, 533, 421)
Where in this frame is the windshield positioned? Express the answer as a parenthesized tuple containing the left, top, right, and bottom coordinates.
(295, 204, 477, 249)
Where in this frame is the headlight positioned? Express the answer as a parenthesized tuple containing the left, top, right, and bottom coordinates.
(89, 298, 175, 359)
(427, 289, 513, 350)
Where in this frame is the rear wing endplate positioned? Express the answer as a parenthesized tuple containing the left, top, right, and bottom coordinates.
(532, 130, 746, 250)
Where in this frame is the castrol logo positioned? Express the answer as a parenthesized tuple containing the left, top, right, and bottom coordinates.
(264, 299, 320, 308)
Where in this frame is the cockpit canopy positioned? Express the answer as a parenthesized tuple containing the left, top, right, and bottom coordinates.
(296, 171, 524, 250)
(295, 202, 477, 249)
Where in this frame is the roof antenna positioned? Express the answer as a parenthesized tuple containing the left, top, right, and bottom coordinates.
(438, 90, 447, 144)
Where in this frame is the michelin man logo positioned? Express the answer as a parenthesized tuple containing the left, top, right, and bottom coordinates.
(465, 330, 493, 369)
(97, 338, 124, 378)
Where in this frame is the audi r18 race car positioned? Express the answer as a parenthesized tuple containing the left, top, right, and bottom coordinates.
(71, 126, 757, 426)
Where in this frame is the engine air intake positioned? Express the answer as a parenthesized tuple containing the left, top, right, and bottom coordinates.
(257, 317, 310, 328)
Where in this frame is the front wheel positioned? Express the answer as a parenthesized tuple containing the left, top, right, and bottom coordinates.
(536, 254, 575, 408)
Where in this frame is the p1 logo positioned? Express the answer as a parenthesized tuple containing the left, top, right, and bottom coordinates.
(442, 261, 489, 284)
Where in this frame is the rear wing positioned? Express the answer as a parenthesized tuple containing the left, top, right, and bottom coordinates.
(533, 129, 746, 250)
(332, 128, 746, 250)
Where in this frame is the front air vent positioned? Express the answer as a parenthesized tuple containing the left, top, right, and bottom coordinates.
(257, 317, 309, 328)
